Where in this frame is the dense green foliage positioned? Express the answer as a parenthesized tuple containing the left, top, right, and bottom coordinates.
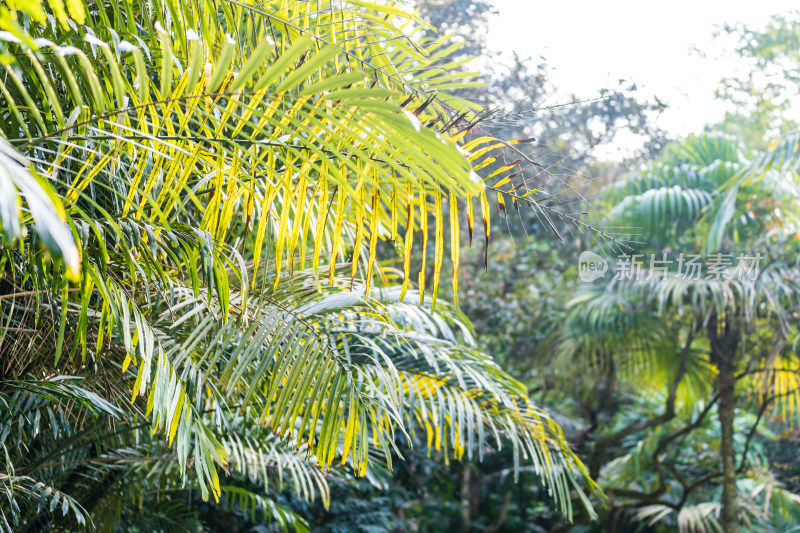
(1, 1, 799, 532)
(0, 0, 602, 530)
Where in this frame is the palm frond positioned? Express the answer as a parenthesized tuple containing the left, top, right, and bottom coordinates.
(220, 485, 310, 533)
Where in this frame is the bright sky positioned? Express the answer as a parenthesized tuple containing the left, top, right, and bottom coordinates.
(486, 1, 799, 139)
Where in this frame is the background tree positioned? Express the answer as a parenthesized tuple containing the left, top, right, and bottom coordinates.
(555, 132, 800, 532)
(710, 11, 800, 150)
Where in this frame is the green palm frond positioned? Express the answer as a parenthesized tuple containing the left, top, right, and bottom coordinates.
(0, 0, 471, 502)
(304, 284, 599, 517)
(0, 138, 78, 275)
(0, 0, 598, 527)
(0, 378, 123, 457)
(662, 133, 744, 167)
(602, 134, 751, 248)
(608, 162, 717, 195)
(704, 131, 800, 252)
(115, 500, 204, 533)
(608, 185, 713, 239)
(637, 502, 721, 533)
(749, 131, 800, 178)
(0, 475, 90, 532)
(222, 432, 329, 507)
(220, 485, 309, 533)
(145, 281, 404, 490)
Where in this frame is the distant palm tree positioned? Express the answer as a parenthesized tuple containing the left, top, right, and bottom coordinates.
(559, 133, 800, 532)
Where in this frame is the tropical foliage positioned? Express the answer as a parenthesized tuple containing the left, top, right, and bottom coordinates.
(0, 0, 599, 530)
(553, 132, 800, 532)
(3, 0, 799, 531)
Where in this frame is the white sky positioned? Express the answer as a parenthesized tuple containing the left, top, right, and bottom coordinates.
(486, 1, 799, 139)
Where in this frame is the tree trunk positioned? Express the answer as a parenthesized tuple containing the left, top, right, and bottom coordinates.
(460, 465, 471, 533)
(709, 312, 739, 533)
(717, 352, 738, 532)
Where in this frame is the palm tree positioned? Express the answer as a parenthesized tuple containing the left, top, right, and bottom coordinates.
(558, 133, 800, 532)
(0, 0, 596, 529)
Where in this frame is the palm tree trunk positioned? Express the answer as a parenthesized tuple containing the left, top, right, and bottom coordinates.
(717, 351, 738, 533)
(709, 311, 739, 533)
